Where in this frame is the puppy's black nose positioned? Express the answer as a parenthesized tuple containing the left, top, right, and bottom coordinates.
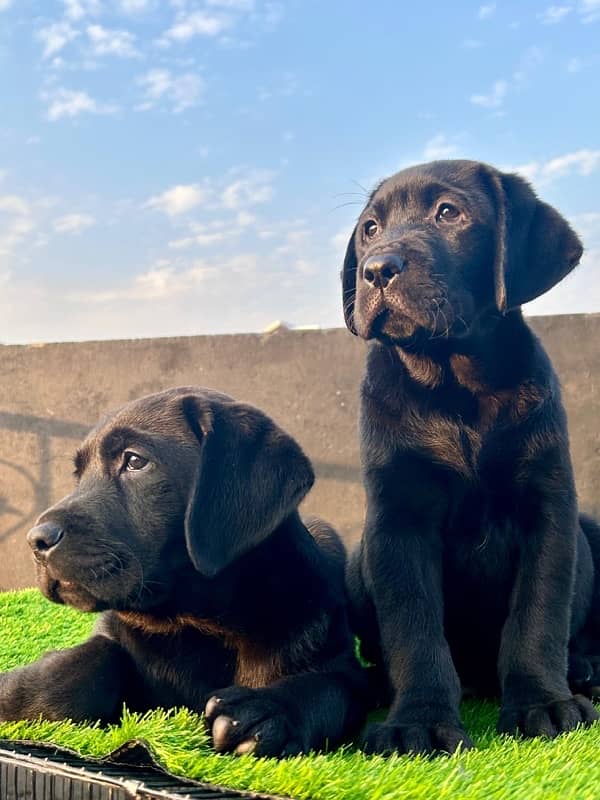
(362, 254, 406, 288)
(27, 522, 65, 556)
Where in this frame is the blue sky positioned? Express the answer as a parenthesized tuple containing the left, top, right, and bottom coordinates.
(0, 0, 599, 344)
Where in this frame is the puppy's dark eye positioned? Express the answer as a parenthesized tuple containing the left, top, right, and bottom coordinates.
(123, 452, 149, 471)
(436, 203, 461, 223)
(364, 220, 379, 239)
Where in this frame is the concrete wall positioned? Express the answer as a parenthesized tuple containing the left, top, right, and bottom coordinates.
(1, 314, 599, 591)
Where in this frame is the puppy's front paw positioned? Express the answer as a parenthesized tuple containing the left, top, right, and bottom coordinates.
(498, 694, 599, 738)
(362, 721, 473, 756)
(204, 687, 303, 758)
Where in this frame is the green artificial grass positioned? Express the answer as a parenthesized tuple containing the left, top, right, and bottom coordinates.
(1, 589, 600, 800)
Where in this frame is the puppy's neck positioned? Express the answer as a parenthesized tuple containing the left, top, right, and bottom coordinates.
(393, 309, 537, 395)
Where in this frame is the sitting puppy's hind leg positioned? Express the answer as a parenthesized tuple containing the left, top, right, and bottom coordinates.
(570, 515, 600, 698)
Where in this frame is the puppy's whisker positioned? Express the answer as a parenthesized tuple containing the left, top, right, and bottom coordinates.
(329, 201, 363, 213)
(350, 178, 370, 196)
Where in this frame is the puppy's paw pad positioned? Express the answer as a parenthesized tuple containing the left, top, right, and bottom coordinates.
(498, 695, 599, 738)
(204, 687, 302, 757)
(362, 721, 472, 756)
(235, 735, 259, 756)
(211, 714, 239, 752)
(204, 696, 222, 718)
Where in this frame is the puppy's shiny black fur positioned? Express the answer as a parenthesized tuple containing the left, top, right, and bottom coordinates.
(0, 387, 367, 757)
(342, 160, 600, 755)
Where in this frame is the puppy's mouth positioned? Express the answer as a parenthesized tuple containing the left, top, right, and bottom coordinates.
(356, 292, 422, 344)
(34, 555, 158, 613)
(37, 570, 109, 612)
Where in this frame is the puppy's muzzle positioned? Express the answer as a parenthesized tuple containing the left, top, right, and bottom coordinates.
(27, 521, 65, 562)
(362, 254, 406, 290)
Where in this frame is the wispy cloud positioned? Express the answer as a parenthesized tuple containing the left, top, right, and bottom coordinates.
(0, 0, 13, 11)
(163, 10, 232, 41)
(87, 24, 140, 58)
(221, 169, 274, 209)
(422, 133, 462, 160)
(512, 45, 545, 85)
(117, 0, 153, 13)
(538, 5, 572, 23)
(53, 212, 95, 234)
(43, 87, 119, 120)
(145, 184, 208, 216)
(62, 0, 103, 21)
(478, 2, 496, 19)
(510, 149, 600, 185)
(470, 79, 508, 108)
(0, 193, 33, 258)
(136, 69, 205, 112)
(579, 0, 600, 23)
(207, 0, 254, 8)
(36, 22, 79, 59)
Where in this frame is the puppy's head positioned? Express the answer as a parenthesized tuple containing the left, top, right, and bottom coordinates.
(342, 160, 582, 344)
(27, 387, 314, 612)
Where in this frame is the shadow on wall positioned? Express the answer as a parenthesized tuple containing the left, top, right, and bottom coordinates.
(0, 412, 91, 545)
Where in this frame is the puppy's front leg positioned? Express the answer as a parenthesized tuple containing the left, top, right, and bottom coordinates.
(363, 513, 472, 756)
(204, 656, 368, 757)
(0, 634, 134, 723)
(498, 463, 599, 737)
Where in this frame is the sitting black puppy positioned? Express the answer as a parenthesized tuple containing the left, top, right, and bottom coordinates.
(0, 387, 367, 757)
(341, 159, 600, 755)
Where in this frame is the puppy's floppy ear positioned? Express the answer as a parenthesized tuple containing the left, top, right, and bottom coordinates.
(488, 168, 582, 312)
(180, 395, 314, 578)
(341, 225, 359, 335)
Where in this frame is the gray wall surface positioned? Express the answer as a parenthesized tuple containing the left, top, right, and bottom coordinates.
(1, 314, 599, 591)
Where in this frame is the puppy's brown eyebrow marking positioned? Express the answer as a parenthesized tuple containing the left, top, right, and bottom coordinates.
(99, 426, 142, 461)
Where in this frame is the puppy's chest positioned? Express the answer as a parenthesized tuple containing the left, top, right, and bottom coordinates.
(403, 408, 516, 487)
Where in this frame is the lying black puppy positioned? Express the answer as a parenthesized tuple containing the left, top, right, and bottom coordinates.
(0, 387, 367, 757)
(341, 159, 600, 755)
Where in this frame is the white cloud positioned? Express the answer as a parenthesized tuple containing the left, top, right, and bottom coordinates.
(0, 0, 13, 10)
(478, 2, 496, 18)
(145, 184, 207, 216)
(422, 133, 461, 160)
(36, 22, 79, 59)
(262, 2, 283, 29)
(511, 149, 600, 185)
(579, 0, 600, 23)
(539, 5, 572, 23)
(237, 210, 255, 226)
(164, 10, 231, 41)
(43, 88, 118, 120)
(207, 0, 254, 7)
(0, 194, 29, 216)
(117, 0, 152, 12)
(0, 193, 33, 258)
(62, 0, 102, 20)
(87, 24, 139, 57)
(470, 79, 508, 108)
(136, 69, 204, 112)
(69, 258, 226, 304)
(53, 212, 95, 234)
(221, 169, 274, 209)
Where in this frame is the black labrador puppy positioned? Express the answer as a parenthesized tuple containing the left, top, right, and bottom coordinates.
(0, 387, 367, 757)
(341, 159, 600, 755)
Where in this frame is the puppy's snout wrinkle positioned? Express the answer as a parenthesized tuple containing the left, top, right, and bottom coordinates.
(362, 253, 406, 289)
(27, 521, 65, 558)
